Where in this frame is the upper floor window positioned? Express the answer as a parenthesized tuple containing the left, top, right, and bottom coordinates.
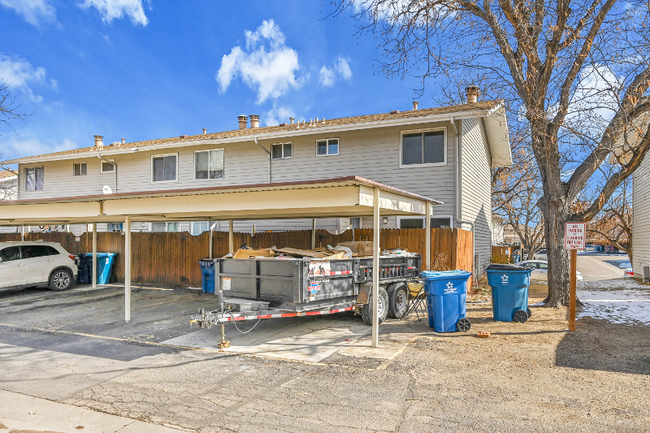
(272, 143, 293, 160)
(194, 149, 224, 180)
(316, 138, 339, 156)
(401, 129, 446, 166)
(101, 160, 115, 173)
(152, 154, 177, 183)
(73, 162, 87, 176)
(25, 167, 44, 191)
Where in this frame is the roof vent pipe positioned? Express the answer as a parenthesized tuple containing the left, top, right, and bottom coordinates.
(202, 128, 207, 135)
(290, 117, 295, 124)
(237, 115, 248, 130)
(94, 135, 104, 148)
(412, 101, 419, 110)
(121, 138, 125, 144)
(249, 114, 260, 128)
(466, 86, 480, 103)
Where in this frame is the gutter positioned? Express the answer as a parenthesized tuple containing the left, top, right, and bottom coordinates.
(254, 137, 272, 183)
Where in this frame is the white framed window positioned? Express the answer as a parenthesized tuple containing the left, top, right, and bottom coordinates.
(25, 167, 44, 191)
(194, 149, 224, 180)
(316, 138, 339, 156)
(398, 216, 453, 229)
(191, 222, 209, 236)
(152, 222, 180, 232)
(73, 162, 87, 176)
(107, 222, 123, 232)
(151, 154, 178, 183)
(400, 128, 446, 167)
(350, 218, 361, 229)
(101, 160, 115, 173)
(271, 143, 293, 160)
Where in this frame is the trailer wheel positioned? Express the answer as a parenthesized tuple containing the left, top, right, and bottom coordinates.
(388, 282, 409, 319)
(361, 286, 389, 326)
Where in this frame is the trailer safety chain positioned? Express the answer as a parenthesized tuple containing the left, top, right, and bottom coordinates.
(227, 309, 262, 334)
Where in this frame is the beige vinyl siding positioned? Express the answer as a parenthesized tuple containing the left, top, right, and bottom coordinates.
(460, 118, 493, 276)
(633, 154, 650, 276)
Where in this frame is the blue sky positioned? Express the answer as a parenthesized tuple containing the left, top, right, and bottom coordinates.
(0, 0, 426, 162)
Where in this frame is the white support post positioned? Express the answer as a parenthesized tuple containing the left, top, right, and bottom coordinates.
(311, 218, 317, 250)
(124, 216, 132, 323)
(92, 223, 97, 289)
(21, 225, 24, 241)
(228, 220, 234, 254)
(372, 188, 380, 348)
(425, 202, 431, 271)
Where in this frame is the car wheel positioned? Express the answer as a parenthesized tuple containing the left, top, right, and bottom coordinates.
(49, 268, 74, 291)
(388, 282, 409, 319)
(361, 286, 389, 326)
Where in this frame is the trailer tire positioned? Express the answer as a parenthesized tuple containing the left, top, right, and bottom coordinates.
(388, 282, 409, 319)
(361, 286, 389, 326)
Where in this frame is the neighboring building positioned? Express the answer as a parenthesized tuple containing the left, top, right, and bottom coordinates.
(492, 215, 505, 244)
(0, 93, 511, 275)
(633, 154, 650, 278)
(0, 169, 17, 201)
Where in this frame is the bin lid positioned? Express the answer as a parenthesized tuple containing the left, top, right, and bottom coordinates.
(486, 264, 530, 272)
(419, 270, 472, 280)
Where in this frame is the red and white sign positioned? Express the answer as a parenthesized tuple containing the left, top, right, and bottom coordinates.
(565, 222, 586, 250)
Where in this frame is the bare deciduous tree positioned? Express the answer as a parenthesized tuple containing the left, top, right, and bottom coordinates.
(337, 0, 650, 306)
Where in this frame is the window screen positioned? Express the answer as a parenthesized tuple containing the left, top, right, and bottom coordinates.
(153, 155, 177, 182)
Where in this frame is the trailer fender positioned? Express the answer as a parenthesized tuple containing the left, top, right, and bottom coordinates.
(356, 282, 372, 305)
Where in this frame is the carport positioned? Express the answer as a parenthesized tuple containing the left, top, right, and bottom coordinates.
(0, 175, 441, 347)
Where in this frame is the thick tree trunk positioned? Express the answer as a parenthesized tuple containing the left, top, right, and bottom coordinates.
(540, 200, 571, 307)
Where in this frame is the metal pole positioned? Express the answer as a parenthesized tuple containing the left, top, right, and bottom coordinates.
(209, 222, 217, 259)
(21, 225, 24, 241)
(124, 216, 131, 323)
(311, 218, 317, 250)
(228, 220, 234, 254)
(92, 223, 97, 289)
(372, 188, 380, 348)
(425, 202, 431, 271)
(569, 249, 577, 331)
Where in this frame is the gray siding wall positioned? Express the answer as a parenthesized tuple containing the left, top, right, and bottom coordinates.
(17, 121, 459, 227)
(633, 154, 650, 276)
(460, 118, 493, 276)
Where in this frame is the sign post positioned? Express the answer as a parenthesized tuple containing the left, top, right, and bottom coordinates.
(565, 222, 586, 332)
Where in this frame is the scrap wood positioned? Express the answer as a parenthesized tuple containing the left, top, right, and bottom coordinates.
(233, 248, 276, 259)
(275, 247, 329, 258)
(477, 331, 491, 338)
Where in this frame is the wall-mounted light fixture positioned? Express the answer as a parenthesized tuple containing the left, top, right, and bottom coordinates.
(382, 217, 389, 224)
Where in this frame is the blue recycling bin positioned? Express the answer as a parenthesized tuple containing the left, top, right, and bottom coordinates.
(76, 253, 116, 284)
(486, 264, 532, 323)
(420, 270, 472, 333)
(199, 259, 215, 294)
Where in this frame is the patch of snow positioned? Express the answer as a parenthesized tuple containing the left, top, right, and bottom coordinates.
(578, 278, 648, 291)
(578, 286, 650, 325)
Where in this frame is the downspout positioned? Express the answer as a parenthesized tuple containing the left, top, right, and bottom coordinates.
(208, 221, 218, 259)
(450, 117, 461, 225)
(254, 137, 271, 183)
(97, 155, 117, 193)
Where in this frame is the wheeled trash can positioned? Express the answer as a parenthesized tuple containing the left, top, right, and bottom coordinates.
(199, 259, 216, 294)
(486, 264, 532, 323)
(420, 270, 472, 333)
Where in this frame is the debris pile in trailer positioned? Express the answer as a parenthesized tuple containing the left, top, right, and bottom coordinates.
(228, 241, 417, 260)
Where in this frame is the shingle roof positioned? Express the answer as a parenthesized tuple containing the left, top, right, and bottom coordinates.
(0, 170, 17, 180)
(7, 100, 501, 163)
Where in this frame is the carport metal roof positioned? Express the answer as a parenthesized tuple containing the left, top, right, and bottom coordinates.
(0, 176, 441, 349)
(0, 176, 440, 225)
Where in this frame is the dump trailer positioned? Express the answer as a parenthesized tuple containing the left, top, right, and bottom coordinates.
(191, 254, 421, 335)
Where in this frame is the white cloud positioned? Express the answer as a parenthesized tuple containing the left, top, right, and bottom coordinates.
(0, 54, 55, 103)
(4, 137, 77, 159)
(216, 20, 303, 104)
(80, 0, 148, 26)
(0, 0, 55, 27)
(264, 105, 296, 126)
(319, 66, 335, 87)
(319, 56, 352, 87)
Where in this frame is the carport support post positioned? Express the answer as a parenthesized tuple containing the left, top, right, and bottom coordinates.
(20, 225, 24, 241)
(425, 201, 431, 271)
(372, 187, 380, 348)
(311, 218, 317, 250)
(124, 216, 132, 323)
(228, 220, 234, 254)
(92, 223, 97, 289)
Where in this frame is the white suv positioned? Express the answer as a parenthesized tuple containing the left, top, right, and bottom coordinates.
(0, 241, 78, 292)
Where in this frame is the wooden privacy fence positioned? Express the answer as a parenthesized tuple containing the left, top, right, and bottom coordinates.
(0, 228, 473, 288)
